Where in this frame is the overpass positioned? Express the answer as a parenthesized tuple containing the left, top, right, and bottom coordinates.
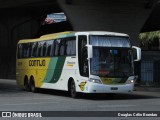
(141, 0, 160, 32)
(0, 0, 159, 78)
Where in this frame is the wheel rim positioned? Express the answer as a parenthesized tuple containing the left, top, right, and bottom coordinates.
(24, 81, 28, 90)
(71, 81, 76, 97)
(30, 80, 35, 92)
(31, 82, 34, 92)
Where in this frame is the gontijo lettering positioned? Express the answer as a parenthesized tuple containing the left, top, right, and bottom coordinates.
(29, 60, 45, 66)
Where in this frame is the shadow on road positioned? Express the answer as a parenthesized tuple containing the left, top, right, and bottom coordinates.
(37, 88, 160, 101)
(0, 79, 159, 100)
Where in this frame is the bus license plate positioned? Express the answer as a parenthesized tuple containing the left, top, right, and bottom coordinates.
(111, 87, 118, 90)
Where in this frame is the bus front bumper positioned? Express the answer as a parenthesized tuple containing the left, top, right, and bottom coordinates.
(84, 82, 134, 93)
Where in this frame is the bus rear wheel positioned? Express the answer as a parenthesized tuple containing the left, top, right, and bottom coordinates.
(30, 78, 38, 93)
(24, 79, 30, 92)
(69, 80, 78, 98)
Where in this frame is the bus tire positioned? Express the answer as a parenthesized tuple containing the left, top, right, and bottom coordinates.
(24, 77, 30, 92)
(30, 77, 37, 93)
(69, 80, 78, 98)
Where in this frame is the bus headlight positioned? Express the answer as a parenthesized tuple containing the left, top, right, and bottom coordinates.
(89, 78, 102, 84)
(126, 80, 134, 84)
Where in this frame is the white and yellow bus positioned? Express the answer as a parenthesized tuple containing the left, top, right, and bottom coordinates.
(16, 31, 141, 98)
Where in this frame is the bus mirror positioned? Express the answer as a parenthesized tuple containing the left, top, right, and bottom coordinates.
(132, 46, 141, 61)
(86, 45, 93, 59)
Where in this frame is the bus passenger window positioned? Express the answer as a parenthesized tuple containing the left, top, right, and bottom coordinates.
(37, 42, 43, 57)
(59, 40, 66, 56)
(46, 41, 52, 56)
(22, 43, 28, 58)
(31, 42, 38, 57)
(66, 39, 76, 55)
(51, 40, 54, 56)
(17, 44, 22, 58)
(54, 39, 61, 56)
(42, 42, 47, 57)
(26, 43, 32, 57)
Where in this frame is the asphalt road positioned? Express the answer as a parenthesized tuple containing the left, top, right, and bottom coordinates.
(0, 79, 160, 120)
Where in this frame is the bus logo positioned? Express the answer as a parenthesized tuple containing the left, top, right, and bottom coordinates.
(79, 82, 87, 91)
(29, 60, 45, 66)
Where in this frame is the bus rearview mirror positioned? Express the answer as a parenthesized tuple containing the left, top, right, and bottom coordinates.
(86, 45, 93, 59)
(132, 46, 141, 61)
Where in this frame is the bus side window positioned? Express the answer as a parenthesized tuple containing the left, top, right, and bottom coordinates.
(22, 43, 28, 58)
(54, 39, 61, 56)
(59, 39, 66, 56)
(66, 37, 76, 56)
(37, 42, 43, 57)
(26, 43, 32, 58)
(51, 40, 54, 56)
(78, 35, 89, 77)
(17, 44, 22, 58)
(42, 42, 47, 57)
(31, 42, 38, 57)
(46, 40, 52, 57)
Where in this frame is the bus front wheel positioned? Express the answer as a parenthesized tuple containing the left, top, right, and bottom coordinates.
(69, 80, 78, 98)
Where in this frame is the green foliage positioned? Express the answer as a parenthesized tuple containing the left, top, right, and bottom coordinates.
(139, 31, 160, 45)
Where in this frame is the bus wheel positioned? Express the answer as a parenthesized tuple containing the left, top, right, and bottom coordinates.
(70, 80, 78, 98)
(24, 79, 30, 92)
(30, 78, 37, 93)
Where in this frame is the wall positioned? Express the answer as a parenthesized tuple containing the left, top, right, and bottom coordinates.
(0, 9, 41, 78)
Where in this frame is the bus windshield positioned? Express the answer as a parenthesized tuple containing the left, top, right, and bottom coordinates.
(90, 35, 133, 77)
(90, 47, 133, 77)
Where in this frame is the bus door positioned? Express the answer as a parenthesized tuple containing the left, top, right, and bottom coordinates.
(78, 35, 89, 78)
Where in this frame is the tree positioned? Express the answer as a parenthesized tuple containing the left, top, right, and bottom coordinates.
(139, 31, 160, 50)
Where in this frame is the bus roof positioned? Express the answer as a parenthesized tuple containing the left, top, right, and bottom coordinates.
(18, 31, 129, 44)
(18, 31, 75, 43)
(75, 31, 128, 37)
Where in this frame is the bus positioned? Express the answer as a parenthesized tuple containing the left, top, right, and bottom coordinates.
(16, 31, 141, 98)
